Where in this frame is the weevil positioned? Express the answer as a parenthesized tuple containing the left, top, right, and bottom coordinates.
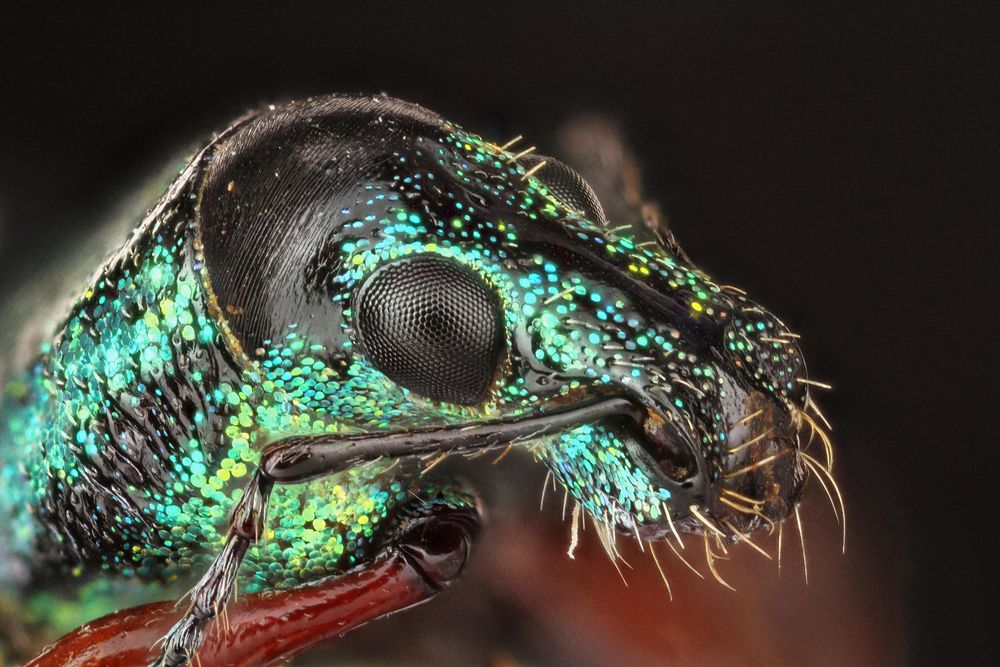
(0, 94, 840, 665)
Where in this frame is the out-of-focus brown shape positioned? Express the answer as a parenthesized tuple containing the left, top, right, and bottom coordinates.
(322, 456, 906, 666)
(481, 498, 905, 666)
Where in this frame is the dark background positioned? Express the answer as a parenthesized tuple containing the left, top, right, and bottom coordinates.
(0, 3, 994, 664)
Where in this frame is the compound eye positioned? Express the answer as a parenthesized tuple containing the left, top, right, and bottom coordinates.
(354, 256, 505, 405)
(519, 154, 606, 225)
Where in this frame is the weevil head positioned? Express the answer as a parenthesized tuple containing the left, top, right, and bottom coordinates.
(196, 93, 818, 543)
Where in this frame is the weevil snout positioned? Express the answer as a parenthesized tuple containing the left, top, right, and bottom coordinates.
(628, 303, 813, 539)
(707, 311, 813, 534)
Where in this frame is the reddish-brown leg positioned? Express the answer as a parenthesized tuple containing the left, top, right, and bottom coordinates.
(27, 513, 476, 667)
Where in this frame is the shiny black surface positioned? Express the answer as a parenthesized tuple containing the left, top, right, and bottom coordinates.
(198, 95, 443, 356)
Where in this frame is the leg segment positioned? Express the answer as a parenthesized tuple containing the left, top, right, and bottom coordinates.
(32, 494, 478, 667)
(151, 534, 250, 666)
(152, 397, 638, 666)
(151, 461, 482, 667)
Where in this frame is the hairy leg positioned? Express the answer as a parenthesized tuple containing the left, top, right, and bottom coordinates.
(153, 398, 635, 665)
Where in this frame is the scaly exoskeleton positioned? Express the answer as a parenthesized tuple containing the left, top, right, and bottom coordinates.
(0, 94, 838, 666)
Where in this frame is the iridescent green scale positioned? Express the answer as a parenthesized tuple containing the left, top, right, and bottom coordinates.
(0, 94, 818, 664)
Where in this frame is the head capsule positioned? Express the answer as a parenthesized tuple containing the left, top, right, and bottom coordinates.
(195, 93, 819, 541)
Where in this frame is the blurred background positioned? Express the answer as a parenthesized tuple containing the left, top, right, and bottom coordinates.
(0, 3, 993, 665)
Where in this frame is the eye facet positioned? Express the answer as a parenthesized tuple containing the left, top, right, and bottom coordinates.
(519, 154, 606, 225)
(354, 256, 505, 405)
